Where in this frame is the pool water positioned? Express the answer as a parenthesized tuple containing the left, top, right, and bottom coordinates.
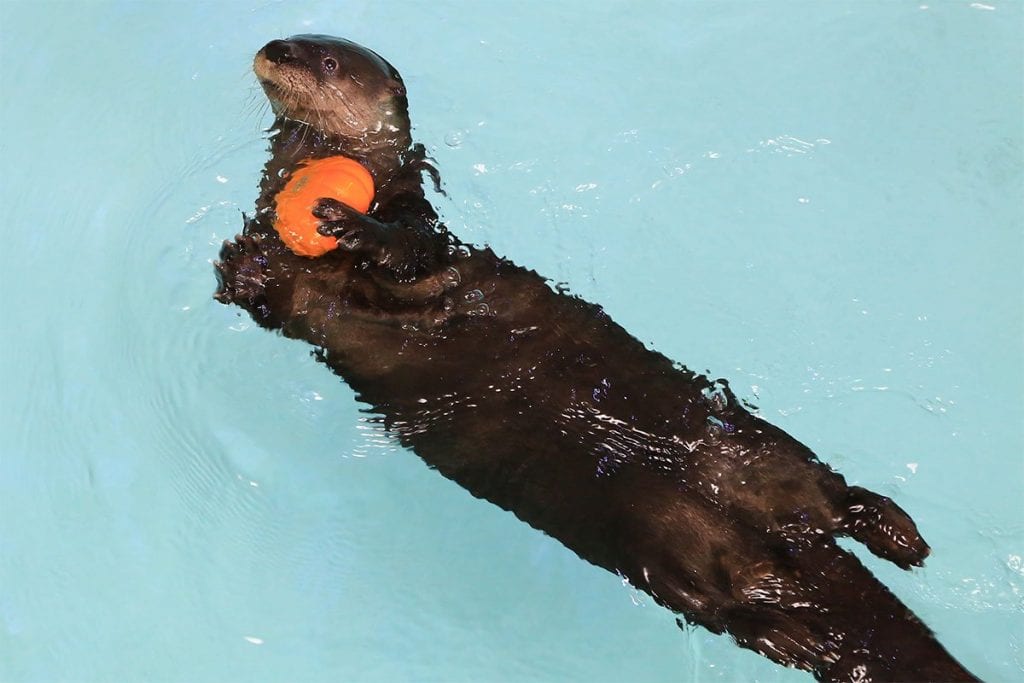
(1, 1, 1021, 681)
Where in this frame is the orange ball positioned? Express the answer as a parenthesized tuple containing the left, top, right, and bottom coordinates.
(274, 157, 375, 257)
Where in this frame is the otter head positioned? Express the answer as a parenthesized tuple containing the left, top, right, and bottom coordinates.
(254, 35, 412, 155)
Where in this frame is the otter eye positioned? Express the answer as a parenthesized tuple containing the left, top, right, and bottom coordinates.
(322, 57, 338, 73)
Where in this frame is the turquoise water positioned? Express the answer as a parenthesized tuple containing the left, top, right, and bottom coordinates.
(1, 1, 1021, 681)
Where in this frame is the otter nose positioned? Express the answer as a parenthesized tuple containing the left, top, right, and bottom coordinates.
(263, 40, 295, 64)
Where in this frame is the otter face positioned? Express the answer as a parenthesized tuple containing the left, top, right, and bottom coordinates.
(254, 35, 409, 143)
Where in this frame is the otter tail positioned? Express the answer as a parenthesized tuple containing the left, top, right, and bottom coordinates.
(719, 541, 978, 682)
(809, 542, 977, 682)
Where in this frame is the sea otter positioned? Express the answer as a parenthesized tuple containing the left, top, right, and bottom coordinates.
(214, 35, 977, 681)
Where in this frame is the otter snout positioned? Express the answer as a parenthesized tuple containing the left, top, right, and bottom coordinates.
(262, 39, 297, 65)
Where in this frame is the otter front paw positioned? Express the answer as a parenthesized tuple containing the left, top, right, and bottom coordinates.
(313, 197, 388, 255)
(214, 234, 273, 322)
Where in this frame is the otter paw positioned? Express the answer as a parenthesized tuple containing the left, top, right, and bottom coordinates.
(214, 234, 271, 313)
(314, 197, 387, 255)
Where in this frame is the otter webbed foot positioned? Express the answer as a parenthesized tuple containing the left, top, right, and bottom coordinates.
(213, 234, 276, 327)
(841, 485, 930, 569)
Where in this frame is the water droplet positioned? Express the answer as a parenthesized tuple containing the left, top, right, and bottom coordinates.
(442, 266, 462, 289)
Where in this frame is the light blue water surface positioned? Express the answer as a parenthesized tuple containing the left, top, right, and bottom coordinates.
(1, 1, 1021, 681)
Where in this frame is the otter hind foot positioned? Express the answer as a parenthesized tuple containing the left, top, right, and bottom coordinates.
(842, 485, 930, 569)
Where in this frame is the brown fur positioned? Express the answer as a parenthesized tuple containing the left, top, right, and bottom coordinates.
(214, 35, 977, 682)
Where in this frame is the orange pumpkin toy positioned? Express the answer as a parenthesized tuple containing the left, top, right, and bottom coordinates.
(274, 157, 375, 257)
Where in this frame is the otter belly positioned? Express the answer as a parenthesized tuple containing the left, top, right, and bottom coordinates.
(216, 237, 975, 680)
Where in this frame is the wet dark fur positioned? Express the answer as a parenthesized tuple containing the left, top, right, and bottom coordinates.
(214, 36, 977, 681)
